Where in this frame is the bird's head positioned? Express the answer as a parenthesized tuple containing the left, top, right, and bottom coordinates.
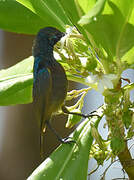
(37, 27, 65, 47)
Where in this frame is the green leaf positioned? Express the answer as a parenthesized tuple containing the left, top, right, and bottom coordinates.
(0, 0, 46, 34)
(58, 0, 90, 44)
(0, 57, 33, 105)
(17, 0, 72, 32)
(77, 0, 96, 13)
(78, 0, 106, 25)
(27, 117, 100, 180)
(0, 0, 71, 34)
(79, 0, 134, 66)
(123, 83, 134, 92)
(58, 0, 83, 26)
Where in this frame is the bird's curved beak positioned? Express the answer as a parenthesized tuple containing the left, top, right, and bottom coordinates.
(61, 32, 65, 37)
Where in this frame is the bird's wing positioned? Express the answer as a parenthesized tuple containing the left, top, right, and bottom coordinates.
(33, 66, 52, 157)
(33, 66, 52, 130)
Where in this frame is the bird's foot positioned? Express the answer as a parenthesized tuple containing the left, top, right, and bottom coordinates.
(59, 136, 76, 144)
(62, 105, 100, 118)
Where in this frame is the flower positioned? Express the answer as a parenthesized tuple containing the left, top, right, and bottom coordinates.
(60, 26, 73, 50)
(86, 73, 117, 93)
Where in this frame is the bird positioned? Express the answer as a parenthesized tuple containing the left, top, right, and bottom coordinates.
(32, 27, 99, 158)
(32, 27, 68, 157)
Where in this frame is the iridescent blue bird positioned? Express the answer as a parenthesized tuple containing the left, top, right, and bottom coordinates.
(32, 27, 68, 157)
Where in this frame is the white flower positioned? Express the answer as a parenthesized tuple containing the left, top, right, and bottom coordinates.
(86, 73, 117, 93)
(60, 26, 73, 50)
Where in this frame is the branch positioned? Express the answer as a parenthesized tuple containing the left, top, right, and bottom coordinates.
(118, 141, 134, 180)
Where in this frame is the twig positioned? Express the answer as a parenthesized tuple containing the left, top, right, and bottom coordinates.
(100, 159, 119, 180)
(111, 178, 128, 180)
(88, 165, 100, 176)
(129, 143, 134, 151)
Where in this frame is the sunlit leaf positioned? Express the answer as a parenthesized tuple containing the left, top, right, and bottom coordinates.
(80, 0, 134, 65)
(28, 117, 100, 180)
(17, 0, 72, 32)
(0, 57, 33, 105)
(78, 0, 106, 25)
(58, 0, 90, 43)
(0, 0, 45, 34)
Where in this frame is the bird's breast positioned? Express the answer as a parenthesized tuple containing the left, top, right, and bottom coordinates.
(49, 61, 68, 111)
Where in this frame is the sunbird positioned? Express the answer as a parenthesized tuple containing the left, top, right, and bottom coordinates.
(32, 27, 69, 157)
(32, 27, 97, 157)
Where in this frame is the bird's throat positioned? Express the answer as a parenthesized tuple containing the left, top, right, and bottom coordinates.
(33, 38, 54, 59)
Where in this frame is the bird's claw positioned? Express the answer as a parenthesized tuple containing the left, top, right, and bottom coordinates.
(61, 137, 76, 144)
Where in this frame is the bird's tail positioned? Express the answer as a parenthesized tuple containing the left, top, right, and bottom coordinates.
(40, 131, 44, 159)
(33, 95, 47, 159)
(40, 110, 48, 159)
(40, 123, 47, 160)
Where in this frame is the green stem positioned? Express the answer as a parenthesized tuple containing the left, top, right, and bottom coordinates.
(118, 141, 134, 180)
(67, 74, 97, 89)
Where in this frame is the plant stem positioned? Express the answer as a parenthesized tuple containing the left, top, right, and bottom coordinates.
(118, 141, 134, 179)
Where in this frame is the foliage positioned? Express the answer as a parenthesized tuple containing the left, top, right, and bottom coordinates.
(0, 0, 134, 179)
(28, 117, 100, 180)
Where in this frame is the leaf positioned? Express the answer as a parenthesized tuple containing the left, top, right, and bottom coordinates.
(0, 57, 33, 105)
(17, 0, 72, 32)
(79, 0, 134, 65)
(27, 117, 100, 180)
(0, 0, 71, 34)
(77, 0, 96, 13)
(58, 0, 90, 44)
(0, 57, 33, 79)
(78, 0, 106, 25)
(58, 0, 83, 26)
(0, 0, 46, 34)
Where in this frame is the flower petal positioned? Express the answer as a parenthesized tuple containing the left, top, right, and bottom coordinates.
(103, 76, 114, 89)
(60, 27, 73, 50)
(60, 36, 67, 50)
(98, 79, 105, 93)
(86, 75, 98, 84)
(107, 74, 117, 80)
